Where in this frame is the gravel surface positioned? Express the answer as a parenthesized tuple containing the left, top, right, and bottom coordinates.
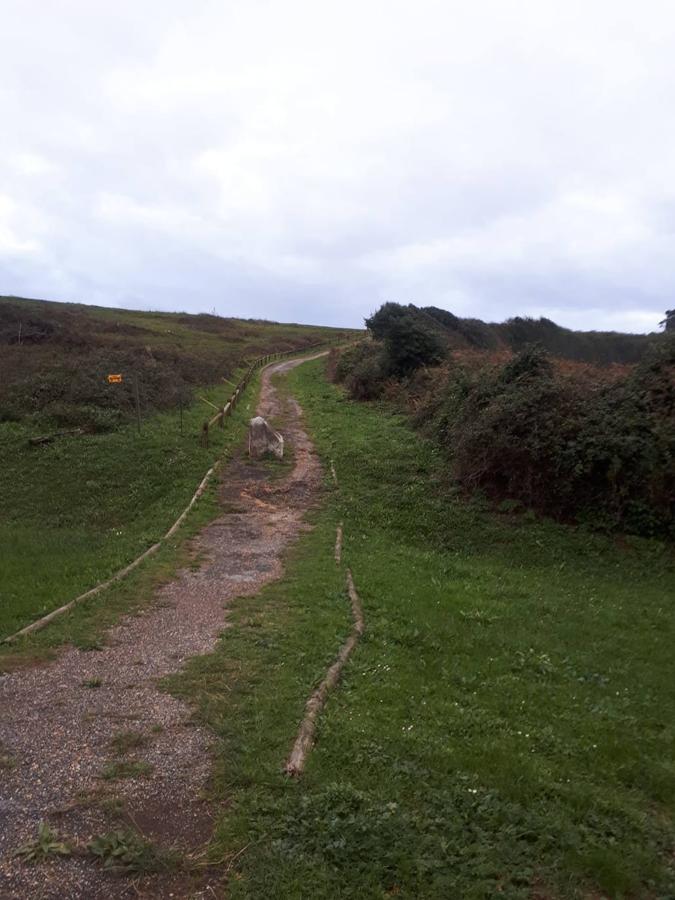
(0, 355, 324, 899)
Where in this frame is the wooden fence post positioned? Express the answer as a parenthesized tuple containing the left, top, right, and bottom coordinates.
(200, 343, 329, 448)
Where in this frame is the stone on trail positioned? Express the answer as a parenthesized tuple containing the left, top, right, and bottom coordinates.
(248, 416, 284, 459)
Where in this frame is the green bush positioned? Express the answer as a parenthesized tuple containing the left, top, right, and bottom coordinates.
(425, 307, 656, 364)
(442, 341, 675, 536)
(336, 331, 675, 537)
(365, 303, 446, 375)
(336, 342, 388, 400)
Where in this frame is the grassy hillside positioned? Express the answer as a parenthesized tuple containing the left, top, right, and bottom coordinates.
(0, 295, 356, 428)
(0, 382, 253, 641)
(0, 296, 355, 640)
(416, 304, 658, 364)
(170, 356, 675, 899)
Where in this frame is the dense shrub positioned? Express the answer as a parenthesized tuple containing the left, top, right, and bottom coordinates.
(422, 306, 499, 350)
(365, 303, 446, 375)
(335, 332, 675, 537)
(398, 303, 658, 365)
(335, 342, 388, 400)
(448, 342, 673, 535)
(362, 300, 658, 370)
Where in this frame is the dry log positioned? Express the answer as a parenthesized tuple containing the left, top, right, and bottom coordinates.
(285, 567, 364, 777)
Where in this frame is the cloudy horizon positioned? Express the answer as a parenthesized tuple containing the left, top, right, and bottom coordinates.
(2, 1, 674, 334)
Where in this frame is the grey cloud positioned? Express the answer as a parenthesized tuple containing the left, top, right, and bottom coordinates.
(1, 0, 674, 332)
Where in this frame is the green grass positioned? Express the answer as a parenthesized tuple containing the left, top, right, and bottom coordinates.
(84, 301, 346, 359)
(109, 730, 148, 755)
(0, 448, 229, 669)
(167, 357, 675, 899)
(0, 377, 257, 641)
(100, 760, 154, 781)
(0, 293, 357, 642)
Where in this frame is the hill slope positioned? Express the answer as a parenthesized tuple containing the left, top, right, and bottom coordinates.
(0, 295, 355, 640)
(0, 295, 356, 428)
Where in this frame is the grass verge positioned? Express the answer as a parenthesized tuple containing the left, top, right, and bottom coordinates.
(0, 373, 261, 662)
(168, 356, 674, 899)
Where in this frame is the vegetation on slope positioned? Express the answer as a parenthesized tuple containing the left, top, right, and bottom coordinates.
(336, 304, 675, 538)
(0, 295, 354, 428)
(0, 379, 255, 641)
(169, 357, 674, 899)
(419, 303, 660, 364)
(0, 296, 353, 640)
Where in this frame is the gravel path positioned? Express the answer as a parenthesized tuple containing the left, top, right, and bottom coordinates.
(0, 355, 324, 899)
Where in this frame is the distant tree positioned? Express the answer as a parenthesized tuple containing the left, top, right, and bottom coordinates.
(365, 302, 446, 375)
(660, 310, 675, 332)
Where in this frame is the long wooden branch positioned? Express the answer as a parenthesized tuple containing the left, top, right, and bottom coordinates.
(285, 563, 364, 777)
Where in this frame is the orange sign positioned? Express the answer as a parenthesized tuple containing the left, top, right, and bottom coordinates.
(107, 374, 123, 384)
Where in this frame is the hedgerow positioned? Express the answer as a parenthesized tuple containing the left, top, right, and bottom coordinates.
(334, 331, 675, 538)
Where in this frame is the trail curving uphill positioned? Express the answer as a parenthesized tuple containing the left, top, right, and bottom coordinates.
(0, 354, 325, 899)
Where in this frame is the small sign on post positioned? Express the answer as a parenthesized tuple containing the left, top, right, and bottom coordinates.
(107, 374, 123, 384)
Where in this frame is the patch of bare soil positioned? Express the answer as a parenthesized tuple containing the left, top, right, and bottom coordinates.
(0, 355, 325, 899)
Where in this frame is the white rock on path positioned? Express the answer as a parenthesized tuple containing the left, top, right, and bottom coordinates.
(248, 415, 284, 459)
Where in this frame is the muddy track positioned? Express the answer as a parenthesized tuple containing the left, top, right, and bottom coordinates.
(0, 354, 325, 899)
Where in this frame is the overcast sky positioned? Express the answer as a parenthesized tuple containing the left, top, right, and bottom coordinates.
(1, 1, 674, 332)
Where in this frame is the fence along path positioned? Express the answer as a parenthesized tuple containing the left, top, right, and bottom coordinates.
(3, 342, 329, 644)
(200, 344, 324, 446)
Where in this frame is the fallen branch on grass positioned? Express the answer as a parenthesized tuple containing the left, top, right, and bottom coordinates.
(284, 566, 364, 777)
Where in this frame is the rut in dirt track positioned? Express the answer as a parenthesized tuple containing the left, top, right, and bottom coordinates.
(0, 354, 325, 900)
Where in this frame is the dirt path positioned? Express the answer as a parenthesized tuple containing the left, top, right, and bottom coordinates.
(0, 354, 324, 899)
